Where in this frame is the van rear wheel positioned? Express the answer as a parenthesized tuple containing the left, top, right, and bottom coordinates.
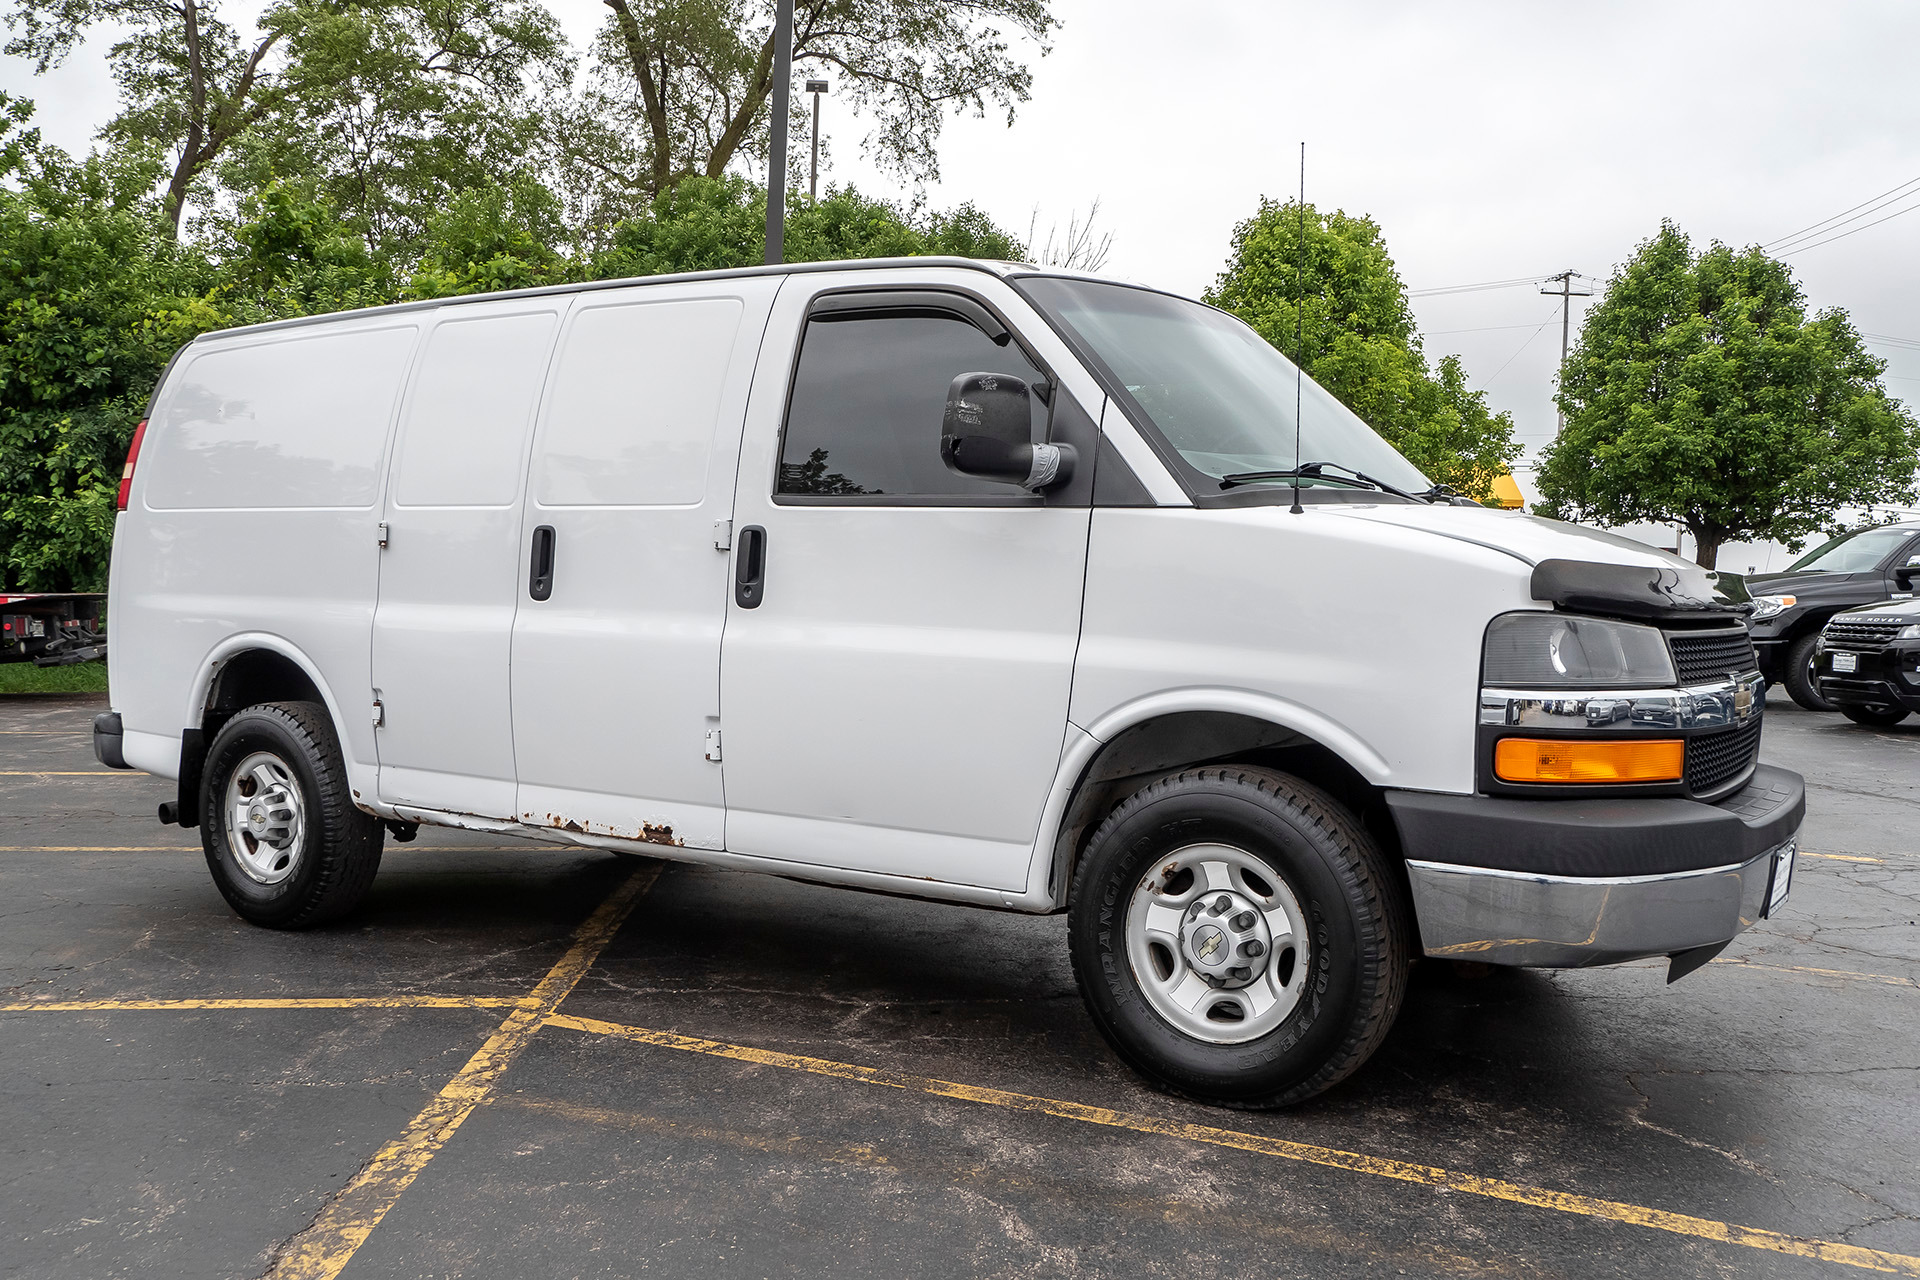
(200, 701, 383, 928)
(1068, 767, 1408, 1109)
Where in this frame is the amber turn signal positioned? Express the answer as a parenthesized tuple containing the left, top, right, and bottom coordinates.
(1493, 738, 1684, 784)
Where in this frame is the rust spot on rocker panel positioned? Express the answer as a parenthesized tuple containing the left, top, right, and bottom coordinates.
(525, 812, 684, 847)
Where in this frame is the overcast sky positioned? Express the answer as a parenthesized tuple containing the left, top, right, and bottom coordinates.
(6, 0, 1917, 460)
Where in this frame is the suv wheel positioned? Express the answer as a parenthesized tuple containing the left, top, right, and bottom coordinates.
(1068, 767, 1408, 1109)
(1784, 630, 1835, 712)
(1841, 702, 1912, 728)
(200, 701, 383, 928)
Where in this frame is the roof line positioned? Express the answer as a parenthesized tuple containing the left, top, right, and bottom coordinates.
(193, 256, 1035, 342)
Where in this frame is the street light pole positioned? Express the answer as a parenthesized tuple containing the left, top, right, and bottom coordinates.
(764, 0, 794, 264)
(1539, 269, 1593, 433)
(806, 79, 829, 201)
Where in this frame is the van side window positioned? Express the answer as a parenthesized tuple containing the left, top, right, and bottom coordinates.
(777, 311, 1045, 499)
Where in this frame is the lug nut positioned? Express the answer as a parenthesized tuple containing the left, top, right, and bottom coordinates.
(1231, 911, 1256, 930)
(1211, 895, 1232, 915)
(1240, 939, 1264, 957)
(1229, 966, 1252, 981)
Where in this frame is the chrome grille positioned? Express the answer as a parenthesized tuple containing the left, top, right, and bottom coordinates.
(1823, 619, 1903, 652)
(1666, 626, 1758, 685)
(1686, 717, 1762, 796)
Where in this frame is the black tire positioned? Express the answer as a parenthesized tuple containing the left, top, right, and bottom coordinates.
(200, 701, 383, 928)
(1068, 766, 1409, 1109)
(1784, 630, 1835, 712)
(1841, 702, 1912, 728)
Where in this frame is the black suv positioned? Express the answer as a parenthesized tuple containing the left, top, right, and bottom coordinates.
(1814, 599, 1920, 727)
(1746, 521, 1920, 710)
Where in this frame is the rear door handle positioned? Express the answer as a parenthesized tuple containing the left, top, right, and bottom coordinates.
(529, 524, 556, 601)
(734, 525, 766, 609)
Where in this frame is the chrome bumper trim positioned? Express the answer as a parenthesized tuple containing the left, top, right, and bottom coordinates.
(1480, 671, 1764, 731)
(1406, 832, 1796, 968)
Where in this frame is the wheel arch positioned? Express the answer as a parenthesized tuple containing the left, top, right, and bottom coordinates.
(1026, 694, 1405, 912)
(175, 636, 364, 826)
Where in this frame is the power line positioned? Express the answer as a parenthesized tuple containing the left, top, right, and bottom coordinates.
(1863, 332, 1920, 350)
(1779, 194, 1920, 257)
(1484, 304, 1563, 384)
(1408, 275, 1556, 298)
(1765, 174, 1920, 252)
(1427, 320, 1573, 336)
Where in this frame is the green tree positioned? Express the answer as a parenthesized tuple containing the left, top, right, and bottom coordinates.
(564, 0, 1053, 216)
(589, 174, 1020, 278)
(224, 0, 569, 258)
(3, 0, 279, 236)
(1535, 221, 1920, 568)
(1205, 198, 1519, 502)
(404, 179, 573, 298)
(0, 128, 217, 589)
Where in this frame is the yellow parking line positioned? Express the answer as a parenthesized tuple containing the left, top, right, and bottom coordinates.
(547, 1013, 1920, 1277)
(2, 996, 522, 1012)
(264, 864, 660, 1280)
(1801, 852, 1885, 863)
(1710, 960, 1917, 988)
(0, 770, 148, 776)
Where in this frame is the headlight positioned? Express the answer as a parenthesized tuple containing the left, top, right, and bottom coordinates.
(1900, 624, 1920, 640)
(1749, 595, 1796, 620)
(1483, 613, 1678, 688)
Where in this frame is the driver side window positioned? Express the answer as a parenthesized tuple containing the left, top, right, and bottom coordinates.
(777, 311, 1046, 499)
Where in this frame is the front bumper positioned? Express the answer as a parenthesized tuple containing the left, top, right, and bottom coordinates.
(1386, 763, 1804, 968)
(1813, 644, 1920, 712)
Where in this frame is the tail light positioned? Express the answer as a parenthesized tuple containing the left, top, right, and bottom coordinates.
(117, 419, 148, 511)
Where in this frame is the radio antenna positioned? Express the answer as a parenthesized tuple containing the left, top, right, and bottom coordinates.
(1291, 141, 1305, 516)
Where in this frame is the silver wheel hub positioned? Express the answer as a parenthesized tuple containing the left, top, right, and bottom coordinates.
(224, 751, 305, 885)
(1125, 843, 1311, 1045)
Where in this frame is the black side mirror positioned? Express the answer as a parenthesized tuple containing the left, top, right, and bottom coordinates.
(1895, 565, 1918, 591)
(940, 371, 1075, 491)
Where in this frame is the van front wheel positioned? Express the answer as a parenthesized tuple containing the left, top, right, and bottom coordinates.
(200, 701, 383, 928)
(1068, 767, 1408, 1109)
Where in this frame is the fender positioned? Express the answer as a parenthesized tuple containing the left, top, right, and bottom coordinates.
(1017, 688, 1395, 912)
(187, 632, 379, 805)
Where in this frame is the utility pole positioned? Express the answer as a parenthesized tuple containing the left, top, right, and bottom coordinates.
(806, 79, 829, 201)
(764, 0, 795, 264)
(1539, 270, 1592, 432)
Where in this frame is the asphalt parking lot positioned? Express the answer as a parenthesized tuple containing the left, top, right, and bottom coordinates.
(2, 690, 1916, 1279)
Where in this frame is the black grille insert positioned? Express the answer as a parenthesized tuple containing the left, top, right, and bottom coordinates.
(1686, 717, 1762, 796)
(1823, 619, 1903, 651)
(1666, 626, 1758, 685)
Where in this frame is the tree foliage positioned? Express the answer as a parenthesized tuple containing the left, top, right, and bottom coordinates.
(1534, 222, 1920, 568)
(1205, 198, 1519, 502)
(579, 0, 1053, 208)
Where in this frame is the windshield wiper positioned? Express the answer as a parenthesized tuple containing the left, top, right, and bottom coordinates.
(1218, 461, 1427, 503)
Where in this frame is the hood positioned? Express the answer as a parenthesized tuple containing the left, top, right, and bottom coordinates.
(1324, 505, 1688, 570)
(1320, 505, 1748, 621)
(1747, 569, 1854, 592)
(1839, 598, 1920, 624)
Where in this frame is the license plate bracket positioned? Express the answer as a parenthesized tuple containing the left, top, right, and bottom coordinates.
(1832, 651, 1859, 674)
(1764, 839, 1796, 917)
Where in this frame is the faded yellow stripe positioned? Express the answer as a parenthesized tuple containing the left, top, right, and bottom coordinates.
(2, 996, 522, 1012)
(0, 770, 148, 776)
(1710, 959, 1917, 988)
(1801, 851, 1884, 863)
(547, 1013, 1920, 1278)
(264, 865, 658, 1280)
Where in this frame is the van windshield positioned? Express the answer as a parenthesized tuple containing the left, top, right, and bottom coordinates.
(1017, 277, 1432, 495)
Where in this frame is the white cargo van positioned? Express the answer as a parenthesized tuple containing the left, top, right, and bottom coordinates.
(95, 258, 1803, 1106)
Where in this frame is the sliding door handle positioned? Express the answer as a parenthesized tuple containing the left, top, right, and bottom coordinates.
(528, 524, 556, 601)
(734, 525, 766, 609)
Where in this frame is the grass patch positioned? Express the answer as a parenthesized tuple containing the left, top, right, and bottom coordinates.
(0, 660, 109, 694)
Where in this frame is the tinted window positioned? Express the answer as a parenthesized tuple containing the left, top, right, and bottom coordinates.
(778, 311, 1044, 498)
(1787, 526, 1915, 574)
